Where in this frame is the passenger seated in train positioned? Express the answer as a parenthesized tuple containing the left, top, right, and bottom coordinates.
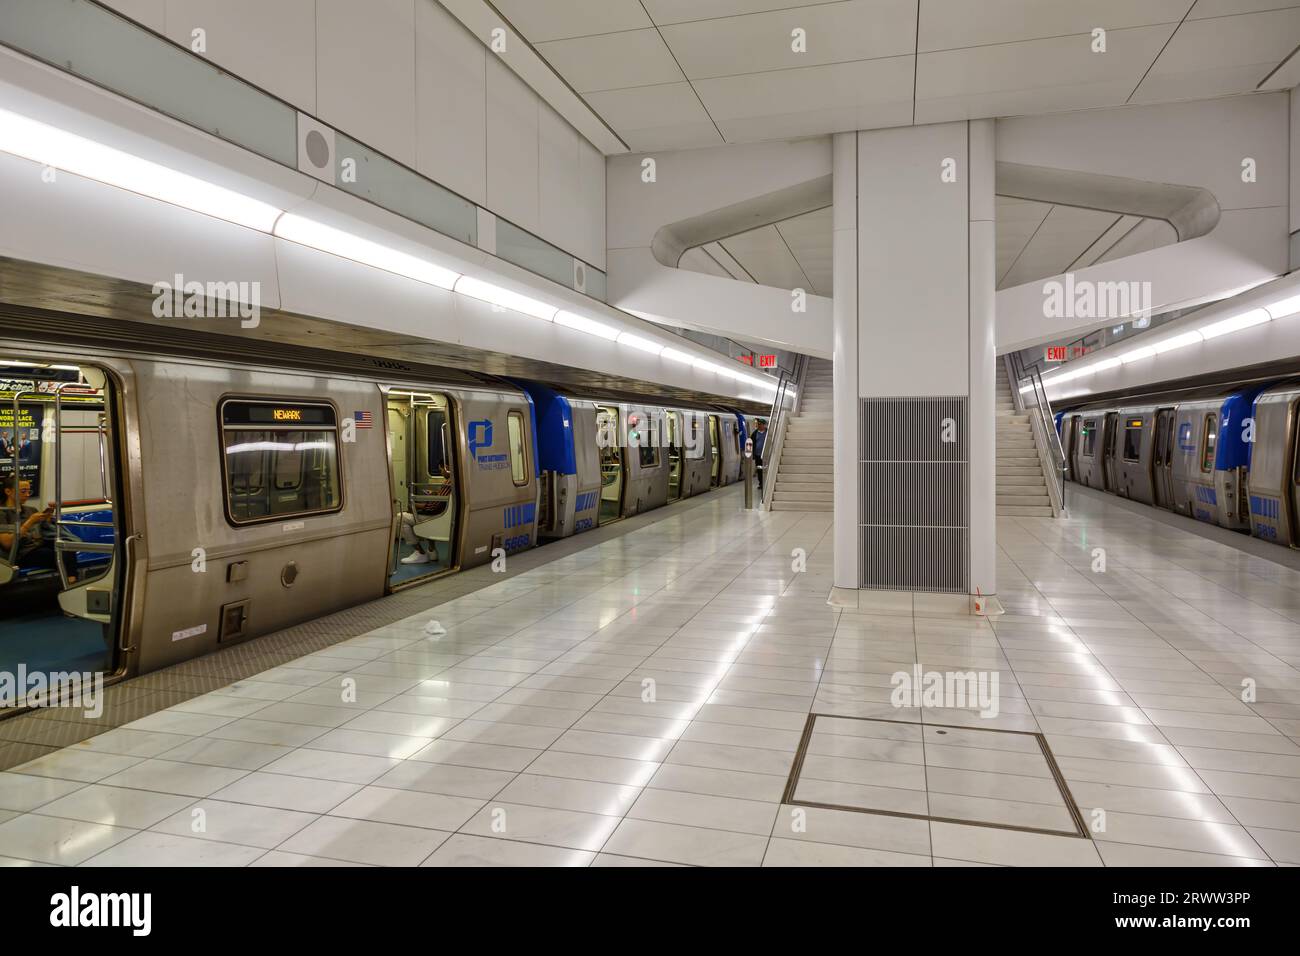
(0, 475, 68, 576)
(397, 460, 452, 566)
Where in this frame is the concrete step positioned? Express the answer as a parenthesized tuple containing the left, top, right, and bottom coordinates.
(997, 475, 1046, 487)
(997, 495, 1051, 507)
(997, 505, 1054, 517)
(771, 501, 833, 512)
(997, 465, 1046, 476)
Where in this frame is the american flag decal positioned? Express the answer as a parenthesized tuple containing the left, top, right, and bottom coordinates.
(354, 410, 373, 429)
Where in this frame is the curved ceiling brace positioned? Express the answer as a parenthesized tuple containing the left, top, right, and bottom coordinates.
(652, 174, 831, 268)
(994, 162, 1220, 242)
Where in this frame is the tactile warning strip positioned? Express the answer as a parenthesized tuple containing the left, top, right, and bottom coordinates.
(782, 713, 1090, 839)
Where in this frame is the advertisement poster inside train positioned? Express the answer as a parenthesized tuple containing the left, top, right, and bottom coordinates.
(0, 403, 43, 496)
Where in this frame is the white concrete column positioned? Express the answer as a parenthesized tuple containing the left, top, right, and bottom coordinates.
(847, 120, 998, 601)
(831, 132, 860, 592)
(968, 119, 998, 599)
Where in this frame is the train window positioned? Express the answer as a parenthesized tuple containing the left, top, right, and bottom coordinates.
(1081, 419, 1097, 457)
(1122, 420, 1143, 462)
(220, 399, 341, 524)
(638, 413, 660, 468)
(1201, 414, 1218, 473)
(507, 411, 527, 485)
(426, 409, 448, 476)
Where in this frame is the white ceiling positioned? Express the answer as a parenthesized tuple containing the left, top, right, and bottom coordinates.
(678, 198, 1176, 294)
(490, 0, 1300, 151)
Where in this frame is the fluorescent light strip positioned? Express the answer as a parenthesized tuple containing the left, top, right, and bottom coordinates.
(275, 213, 460, 290)
(455, 275, 558, 320)
(1199, 307, 1269, 339)
(1119, 345, 1156, 364)
(617, 332, 664, 355)
(1266, 293, 1300, 319)
(0, 107, 282, 232)
(0, 109, 786, 396)
(1153, 330, 1203, 353)
(554, 310, 618, 340)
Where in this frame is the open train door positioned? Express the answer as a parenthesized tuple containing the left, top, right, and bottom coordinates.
(384, 388, 459, 586)
(0, 359, 127, 710)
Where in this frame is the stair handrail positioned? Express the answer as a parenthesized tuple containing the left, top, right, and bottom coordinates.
(760, 352, 808, 510)
(1006, 352, 1067, 517)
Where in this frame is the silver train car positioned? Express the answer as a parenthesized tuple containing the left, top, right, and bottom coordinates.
(0, 328, 759, 711)
(1058, 377, 1297, 543)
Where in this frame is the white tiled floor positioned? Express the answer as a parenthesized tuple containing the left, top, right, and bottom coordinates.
(1, 486, 1299, 866)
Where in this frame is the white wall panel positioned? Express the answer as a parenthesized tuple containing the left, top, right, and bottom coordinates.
(415, 0, 487, 205)
(165, 0, 317, 112)
(858, 123, 969, 396)
(97, 0, 165, 31)
(485, 55, 541, 233)
(578, 137, 606, 269)
(316, 0, 417, 166)
(539, 103, 583, 261)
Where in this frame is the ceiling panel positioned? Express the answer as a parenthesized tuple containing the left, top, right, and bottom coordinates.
(696, 55, 914, 120)
(534, 29, 684, 93)
(1189, 0, 1300, 17)
(491, 0, 652, 43)
(1132, 7, 1300, 102)
(642, 0, 839, 26)
(679, 246, 733, 279)
(659, 0, 916, 80)
(491, 0, 1300, 151)
(995, 198, 1052, 286)
(720, 225, 811, 290)
(776, 207, 833, 296)
(919, 0, 1192, 52)
(584, 82, 723, 149)
(999, 205, 1123, 288)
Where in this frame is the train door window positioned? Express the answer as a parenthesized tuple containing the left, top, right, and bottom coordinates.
(636, 412, 660, 469)
(1201, 414, 1218, 473)
(220, 400, 341, 523)
(1122, 418, 1143, 462)
(709, 415, 721, 485)
(666, 412, 682, 498)
(1081, 419, 1097, 457)
(1, 362, 122, 711)
(385, 390, 458, 585)
(597, 405, 622, 523)
(507, 411, 527, 485)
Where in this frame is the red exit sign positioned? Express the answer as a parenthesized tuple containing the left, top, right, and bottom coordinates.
(736, 354, 753, 365)
(758, 354, 777, 369)
(1045, 346, 1067, 362)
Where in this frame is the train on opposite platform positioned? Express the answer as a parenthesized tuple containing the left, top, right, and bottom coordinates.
(1055, 377, 1300, 545)
(0, 320, 759, 711)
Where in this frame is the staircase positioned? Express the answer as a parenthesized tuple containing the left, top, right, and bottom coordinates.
(771, 357, 833, 512)
(996, 363, 1054, 517)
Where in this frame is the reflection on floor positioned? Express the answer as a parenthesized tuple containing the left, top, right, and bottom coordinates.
(0, 487, 1298, 866)
(0, 606, 108, 680)
(390, 540, 451, 586)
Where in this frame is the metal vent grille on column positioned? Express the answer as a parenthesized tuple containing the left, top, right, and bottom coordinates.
(860, 397, 968, 593)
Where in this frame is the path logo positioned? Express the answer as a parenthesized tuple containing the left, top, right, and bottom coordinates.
(467, 419, 492, 460)
(1042, 272, 1151, 322)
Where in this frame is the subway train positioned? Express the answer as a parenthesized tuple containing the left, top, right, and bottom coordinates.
(0, 328, 757, 712)
(1055, 377, 1300, 546)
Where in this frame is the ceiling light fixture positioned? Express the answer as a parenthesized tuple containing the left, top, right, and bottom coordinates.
(0, 107, 282, 232)
(275, 213, 460, 290)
